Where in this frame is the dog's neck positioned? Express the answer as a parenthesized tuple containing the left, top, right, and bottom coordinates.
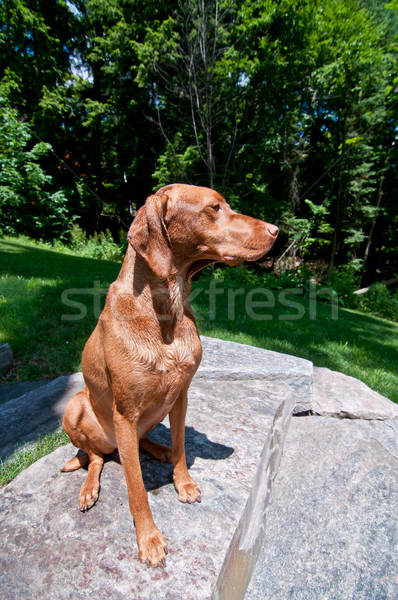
(117, 246, 195, 342)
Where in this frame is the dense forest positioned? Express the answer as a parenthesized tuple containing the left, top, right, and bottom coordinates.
(0, 0, 397, 284)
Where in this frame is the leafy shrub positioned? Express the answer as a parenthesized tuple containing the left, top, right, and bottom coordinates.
(213, 265, 260, 285)
(274, 265, 316, 292)
(356, 283, 398, 322)
(327, 262, 362, 306)
(69, 224, 123, 262)
(212, 264, 316, 294)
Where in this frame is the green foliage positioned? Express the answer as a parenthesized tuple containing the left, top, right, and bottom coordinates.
(278, 211, 312, 251)
(325, 263, 398, 321)
(152, 133, 200, 189)
(69, 224, 123, 261)
(327, 262, 362, 304)
(302, 199, 334, 251)
(0, 0, 397, 283)
(212, 264, 316, 294)
(356, 283, 398, 322)
(0, 100, 74, 240)
(213, 265, 263, 286)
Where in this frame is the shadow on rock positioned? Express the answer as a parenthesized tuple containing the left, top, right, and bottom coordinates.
(95, 423, 234, 493)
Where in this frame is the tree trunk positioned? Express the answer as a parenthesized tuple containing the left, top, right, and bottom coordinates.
(327, 90, 348, 280)
(361, 158, 388, 284)
(91, 22, 105, 224)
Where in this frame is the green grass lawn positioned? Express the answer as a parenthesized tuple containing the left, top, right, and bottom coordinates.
(0, 237, 120, 380)
(1, 236, 397, 484)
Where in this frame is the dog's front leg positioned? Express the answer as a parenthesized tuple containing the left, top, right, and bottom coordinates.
(169, 388, 202, 504)
(113, 407, 168, 568)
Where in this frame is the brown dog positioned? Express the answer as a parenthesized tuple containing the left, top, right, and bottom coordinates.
(61, 184, 278, 567)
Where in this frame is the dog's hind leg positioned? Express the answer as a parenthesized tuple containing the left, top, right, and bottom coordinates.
(139, 437, 172, 463)
(76, 449, 104, 511)
(61, 388, 115, 511)
(61, 452, 89, 472)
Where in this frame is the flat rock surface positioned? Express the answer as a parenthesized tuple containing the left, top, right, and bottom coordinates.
(199, 337, 313, 414)
(0, 338, 302, 600)
(312, 366, 398, 420)
(199, 337, 312, 382)
(245, 416, 398, 600)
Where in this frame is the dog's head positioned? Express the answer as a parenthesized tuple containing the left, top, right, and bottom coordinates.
(127, 184, 278, 279)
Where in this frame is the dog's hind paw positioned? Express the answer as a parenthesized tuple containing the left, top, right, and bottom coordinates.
(61, 452, 89, 472)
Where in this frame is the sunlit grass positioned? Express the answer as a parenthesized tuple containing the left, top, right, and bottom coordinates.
(0, 428, 70, 487)
(0, 237, 120, 379)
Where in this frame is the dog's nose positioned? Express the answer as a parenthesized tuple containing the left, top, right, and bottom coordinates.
(267, 225, 279, 237)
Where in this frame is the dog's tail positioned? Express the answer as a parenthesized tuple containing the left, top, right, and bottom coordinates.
(60, 452, 89, 472)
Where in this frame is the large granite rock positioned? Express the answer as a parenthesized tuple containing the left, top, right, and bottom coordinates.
(0, 342, 13, 374)
(245, 416, 398, 600)
(313, 366, 398, 420)
(2, 334, 397, 599)
(0, 337, 312, 600)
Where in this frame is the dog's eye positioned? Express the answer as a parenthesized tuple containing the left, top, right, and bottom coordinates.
(210, 204, 220, 212)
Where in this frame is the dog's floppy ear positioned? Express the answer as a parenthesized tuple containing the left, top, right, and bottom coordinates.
(127, 193, 173, 279)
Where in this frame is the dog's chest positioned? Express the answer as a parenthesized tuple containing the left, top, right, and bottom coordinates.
(132, 332, 202, 392)
(135, 335, 202, 436)
(154, 337, 200, 385)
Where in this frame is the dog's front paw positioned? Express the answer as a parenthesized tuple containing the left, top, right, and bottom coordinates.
(174, 476, 201, 504)
(137, 527, 168, 568)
